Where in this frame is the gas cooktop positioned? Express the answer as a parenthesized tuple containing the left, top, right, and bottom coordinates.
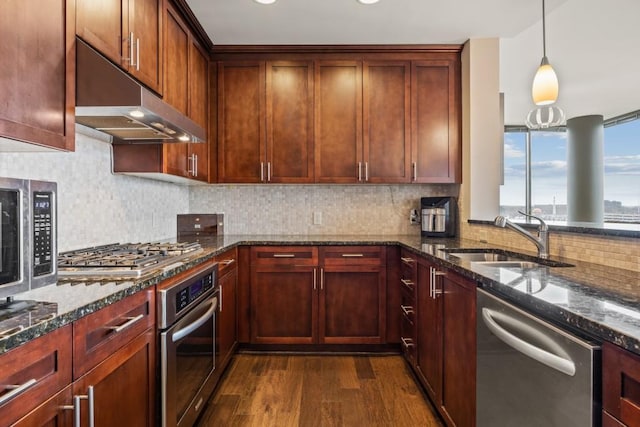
(57, 242, 203, 279)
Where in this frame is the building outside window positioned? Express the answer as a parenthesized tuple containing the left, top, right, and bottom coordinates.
(500, 112, 640, 225)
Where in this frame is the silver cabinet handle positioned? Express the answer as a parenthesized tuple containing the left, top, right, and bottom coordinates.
(365, 162, 369, 181)
(400, 256, 415, 264)
(219, 283, 223, 312)
(221, 259, 235, 266)
(0, 378, 37, 405)
(481, 308, 576, 376)
(267, 162, 271, 182)
(357, 162, 362, 181)
(400, 337, 414, 349)
(429, 267, 434, 298)
(136, 38, 140, 71)
(412, 162, 417, 181)
(400, 279, 414, 290)
(341, 253, 364, 257)
(320, 268, 324, 290)
(260, 162, 264, 182)
(313, 268, 317, 290)
(401, 305, 414, 316)
(106, 314, 144, 333)
(128, 32, 135, 67)
(273, 253, 295, 258)
(74, 386, 95, 427)
(195, 154, 199, 177)
(188, 154, 195, 175)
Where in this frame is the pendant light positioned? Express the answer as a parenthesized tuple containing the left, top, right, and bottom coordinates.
(532, 0, 558, 105)
(527, 0, 564, 129)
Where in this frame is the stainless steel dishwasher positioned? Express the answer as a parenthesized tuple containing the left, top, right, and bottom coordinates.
(477, 288, 600, 426)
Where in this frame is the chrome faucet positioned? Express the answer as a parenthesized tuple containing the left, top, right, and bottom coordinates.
(494, 211, 549, 259)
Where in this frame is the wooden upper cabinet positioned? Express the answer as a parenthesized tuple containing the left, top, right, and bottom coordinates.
(363, 61, 411, 183)
(163, 5, 189, 116)
(217, 62, 266, 183)
(266, 61, 315, 183)
(411, 60, 461, 183)
(314, 61, 363, 183)
(0, 0, 75, 150)
(76, 0, 162, 93)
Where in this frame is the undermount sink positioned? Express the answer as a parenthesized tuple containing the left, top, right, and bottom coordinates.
(440, 248, 573, 268)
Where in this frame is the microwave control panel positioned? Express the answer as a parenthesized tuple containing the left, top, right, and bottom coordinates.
(32, 191, 54, 277)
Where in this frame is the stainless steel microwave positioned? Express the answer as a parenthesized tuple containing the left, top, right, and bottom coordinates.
(0, 177, 57, 298)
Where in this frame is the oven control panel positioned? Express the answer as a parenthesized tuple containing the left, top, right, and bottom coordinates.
(175, 272, 214, 313)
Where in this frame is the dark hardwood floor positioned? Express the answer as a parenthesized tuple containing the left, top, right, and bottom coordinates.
(197, 354, 443, 426)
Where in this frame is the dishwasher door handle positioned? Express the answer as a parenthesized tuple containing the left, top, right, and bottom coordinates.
(481, 308, 576, 376)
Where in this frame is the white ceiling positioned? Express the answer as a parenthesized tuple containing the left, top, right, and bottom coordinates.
(186, 0, 640, 125)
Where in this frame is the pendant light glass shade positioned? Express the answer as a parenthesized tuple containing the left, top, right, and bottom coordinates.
(532, 57, 559, 105)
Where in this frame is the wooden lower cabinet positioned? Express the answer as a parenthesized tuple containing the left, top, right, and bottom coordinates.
(603, 341, 640, 427)
(216, 250, 238, 372)
(73, 329, 156, 427)
(410, 255, 476, 427)
(249, 246, 387, 345)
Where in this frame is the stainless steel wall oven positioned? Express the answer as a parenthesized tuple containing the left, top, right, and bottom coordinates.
(158, 262, 218, 427)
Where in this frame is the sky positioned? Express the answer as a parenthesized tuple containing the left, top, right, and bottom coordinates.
(501, 119, 640, 208)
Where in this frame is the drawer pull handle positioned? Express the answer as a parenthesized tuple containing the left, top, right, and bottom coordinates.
(107, 314, 144, 333)
(273, 254, 295, 258)
(400, 257, 415, 264)
(342, 253, 364, 257)
(400, 279, 415, 289)
(0, 378, 37, 405)
(400, 337, 414, 349)
(401, 305, 414, 316)
(221, 259, 236, 266)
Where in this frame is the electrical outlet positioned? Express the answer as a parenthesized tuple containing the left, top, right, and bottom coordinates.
(313, 211, 323, 225)
(409, 209, 420, 225)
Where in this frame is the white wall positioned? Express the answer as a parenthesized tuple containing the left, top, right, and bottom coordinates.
(0, 132, 190, 251)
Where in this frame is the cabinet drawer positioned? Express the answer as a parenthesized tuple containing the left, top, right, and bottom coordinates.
(0, 325, 72, 426)
(12, 385, 73, 427)
(400, 295, 415, 325)
(400, 250, 417, 279)
(400, 315, 416, 363)
(320, 246, 385, 267)
(215, 247, 238, 277)
(603, 342, 640, 426)
(73, 289, 155, 379)
(251, 246, 318, 266)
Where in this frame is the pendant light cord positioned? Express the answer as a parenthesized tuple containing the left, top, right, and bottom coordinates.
(542, 0, 547, 58)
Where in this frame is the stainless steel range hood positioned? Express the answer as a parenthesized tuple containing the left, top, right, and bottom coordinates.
(75, 39, 205, 144)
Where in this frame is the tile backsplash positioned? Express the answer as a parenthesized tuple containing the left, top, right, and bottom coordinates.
(0, 133, 189, 251)
(190, 183, 456, 235)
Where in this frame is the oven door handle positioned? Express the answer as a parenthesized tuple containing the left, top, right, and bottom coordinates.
(172, 296, 218, 343)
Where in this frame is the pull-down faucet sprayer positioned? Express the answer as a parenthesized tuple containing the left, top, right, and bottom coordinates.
(494, 211, 549, 259)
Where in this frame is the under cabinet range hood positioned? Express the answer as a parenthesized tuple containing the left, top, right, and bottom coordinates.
(75, 39, 205, 144)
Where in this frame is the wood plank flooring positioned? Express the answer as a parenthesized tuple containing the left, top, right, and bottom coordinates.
(196, 354, 443, 427)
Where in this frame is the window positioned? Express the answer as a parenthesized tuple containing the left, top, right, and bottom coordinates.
(501, 113, 640, 225)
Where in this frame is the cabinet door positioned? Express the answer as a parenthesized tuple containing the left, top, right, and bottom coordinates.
(0, 0, 75, 150)
(320, 266, 386, 344)
(217, 265, 237, 371)
(76, 0, 123, 66)
(363, 61, 411, 183)
(12, 386, 73, 427)
(266, 61, 314, 183)
(603, 342, 640, 426)
(411, 60, 460, 183)
(73, 330, 155, 427)
(128, 0, 162, 93)
(218, 62, 266, 183)
(250, 266, 318, 344)
(416, 260, 443, 404)
(314, 61, 362, 183)
(187, 40, 210, 182)
(441, 270, 476, 427)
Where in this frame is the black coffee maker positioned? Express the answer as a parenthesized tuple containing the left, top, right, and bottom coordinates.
(421, 197, 457, 237)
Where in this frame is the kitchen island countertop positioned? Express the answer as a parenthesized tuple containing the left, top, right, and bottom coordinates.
(2, 234, 639, 356)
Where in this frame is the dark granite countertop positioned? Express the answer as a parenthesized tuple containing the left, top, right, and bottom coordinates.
(2, 234, 639, 357)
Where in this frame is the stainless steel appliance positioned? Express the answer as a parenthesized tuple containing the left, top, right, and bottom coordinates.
(421, 196, 456, 237)
(477, 289, 600, 426)
(58, 242, 203, 279)
(0, 177, 57, 298)
(158, 262, 218, 427)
